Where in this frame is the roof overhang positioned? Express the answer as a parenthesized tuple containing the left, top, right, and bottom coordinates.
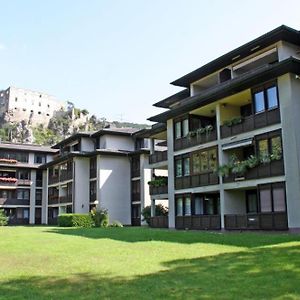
(148, 57, 300, 123)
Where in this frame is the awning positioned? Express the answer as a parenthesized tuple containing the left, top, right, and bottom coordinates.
(222, 138, 253, 151)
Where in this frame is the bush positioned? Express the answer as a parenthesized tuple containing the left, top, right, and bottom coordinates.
(58, 214, 94, 228)
(90, 208, 109, 228)
(142, 204, 168, 225)
(110, 221, 123, 228)
(0, 209, 8, 226)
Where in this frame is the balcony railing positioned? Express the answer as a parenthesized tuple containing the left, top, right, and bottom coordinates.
(149, 216, 168, 228)
(223, 160, 284, 183)
(221, 109, 280, 139)
(48, 196, 59, 205)
(59, 195, 72, 204)
(0, 177, 18, 187)
(174, 129, 217, 151)
(149, 150, 168, 164)
(149, 185, 168, 195)
(175, 172, 219, 190)
(175, 215, 221, 230)
(49, 176, 59, 185)
(17, 179, 32, 186)
(60, 170, 73, 182)
(224, 212, 288, 230)
(0, 198, 30, 205)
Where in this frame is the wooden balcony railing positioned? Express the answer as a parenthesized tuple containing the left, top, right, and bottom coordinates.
(224, 212, 288, 230)
(149, 216, 168, 228)
(0, 198, 30, 205)
(48, 196, 59, 205)
(59, 195, 72, 204)
(174, 129, 217, 151)
(175, 215, 221, 230)
(149, 185, 168, 195)
(149, 150, 168, 164)
(60, 170, 73, 182)
(223, 160, 284, 183)
(48, 176, 59, 185)
(175, 172, 219, 190)
(221, 109, 280, 139)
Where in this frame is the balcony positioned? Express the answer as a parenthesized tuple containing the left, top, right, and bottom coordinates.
(149, 150, 168, 164)
(175, 172, 219, 190)
(175, 215, 221, 230)
(174, 129, 217, 151)
(48, 196, 59, 205)
(223, 159, 284, 183)
(221, 109, 280, 139)
(149, 216, 168, 228)
(0, 177, 18, 187)
(0, 198, 30, 205)
(60, 170, 73, 182)
(17, 179, 32, 186)
(149, 184, 168, 195)
(224, 212, 288, 230)
(59, 195, 72, 204)
(49, 176, 59, 185)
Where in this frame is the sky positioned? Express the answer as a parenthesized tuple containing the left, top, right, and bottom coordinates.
(0, 0, 299, 124)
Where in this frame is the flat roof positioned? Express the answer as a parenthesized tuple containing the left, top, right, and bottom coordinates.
(149, 57, 300, 123)
(0, 142, 57, 153)
(52, 132, 95, 149)
(171, 25, 300, 87)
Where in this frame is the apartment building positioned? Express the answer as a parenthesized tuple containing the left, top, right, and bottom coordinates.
(0, 86, 66, 125)
(0, 143, 57, 224)
(40, 128, 151, 225)
(145, 25, 300, 231)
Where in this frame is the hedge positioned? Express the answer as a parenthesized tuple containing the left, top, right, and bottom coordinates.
(58, 214, 94, 228)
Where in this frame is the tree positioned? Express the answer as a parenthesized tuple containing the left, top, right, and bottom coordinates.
(141, 204, 168, 225)
(0, 209, 8, 226)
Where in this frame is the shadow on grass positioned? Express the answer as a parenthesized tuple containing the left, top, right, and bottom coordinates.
(46, 226, 300, 248)
(1, 244, 300, 299)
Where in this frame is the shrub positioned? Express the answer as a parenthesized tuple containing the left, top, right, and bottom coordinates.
(0, 209, 8, 226)
(110, 220, 123, 228)
(58, 214, 94, 228)
(142, 204, 168, 225)
(90, 208, 109, 227)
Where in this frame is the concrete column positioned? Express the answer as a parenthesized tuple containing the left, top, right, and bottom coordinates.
(216, 103, 226, 228)
(167, 118, 175, 228)
(41, 170, 48, 224)
(278, 73, 300, 229)
(29, 170, 36, 224)
(150, 138, 155, 155)
(140, 154, 151, 219)
(96, 155, 101, 210)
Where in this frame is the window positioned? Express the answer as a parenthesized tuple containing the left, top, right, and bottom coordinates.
(271, 136, 282, 159)
(266, 86, 278, 109)
(192, 152, 201, 174)
(200, 151, 208, 172)
(253, 83, 279, 114)
(175, 159, 183, 177)
(176, 197, 183, 216)
(183, 157, 190, 176)
(175, 122, 181, 139)
(15, 97, 18, 102)
(18, 170, 30, 180)
(194, 196, 203, 215)
(17, 189, 30, 200)
(35, 190, 42, 201)
(254, 91, 265, 113)
(23, 209, 29, 219)
(184, 197, 191, 216)
(208, 149, 217, 171)
(260, 189, 272, 212)
(174, 118, 189, 139)
(39, 102, 41, 106)
(258, 139, 268, 157)
(35, 154, 46, 164)
(257, 134, 282, 159)
(272, 187, 286, 212)
(246, 191, 258, 213)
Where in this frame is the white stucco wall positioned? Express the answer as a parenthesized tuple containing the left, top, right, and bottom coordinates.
(98, 135, 135, 151)
(98, 155, 131, 225)
(81, 137, 95, 152)
(73, 157, 90, 213)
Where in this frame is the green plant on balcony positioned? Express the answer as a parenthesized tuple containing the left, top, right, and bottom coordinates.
(246, 155, 259, 168)
(142, 204, 168, 225)
(148, 176, 168, 187)
(270, 144, 282, 161)
(223, 116, 243, 127)
(0, 177, 18, 183)
(259, 152, 271, 164)
(0, 209, 8, 226)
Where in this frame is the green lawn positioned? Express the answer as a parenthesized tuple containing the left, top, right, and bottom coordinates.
(1, 227, 300, 299)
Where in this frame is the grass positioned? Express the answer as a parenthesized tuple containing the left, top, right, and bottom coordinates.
(0, 227, 300, 299)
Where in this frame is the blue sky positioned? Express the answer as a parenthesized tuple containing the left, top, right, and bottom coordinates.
(0, 0, 299, 124)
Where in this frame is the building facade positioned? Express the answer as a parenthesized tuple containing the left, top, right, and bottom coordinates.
(0, 143, 57, 224)
(145, 25, 300, 231)
(0, 86, 66, 126)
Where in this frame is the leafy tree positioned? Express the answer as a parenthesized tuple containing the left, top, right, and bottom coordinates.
(142, 204, 168, 225)
(0, 209, 8, 226)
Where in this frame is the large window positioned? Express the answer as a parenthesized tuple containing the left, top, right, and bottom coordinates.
(253, 83, 279, 114)
(246, 191, 258, 213)
(192, 148, 218, 174)
(17, 189, 30, 200)
(257, 134, 282, 159)
(259, 182, 286, 213)
(175, 156, 190, 177)
(34, 154, 46, 164)
(174, 118, 189, 139)
(176, 197, 183, 216)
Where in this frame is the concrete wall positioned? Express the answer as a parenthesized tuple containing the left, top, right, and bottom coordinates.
(81, 137, 95, 152)
(73, 157, 90, 213)
(278, 73, 300, 229)
(223, 190, 246, 214)
(98, 155, 131, 225)
(278, 41, 300, 61)
(99, 135, 135, 151)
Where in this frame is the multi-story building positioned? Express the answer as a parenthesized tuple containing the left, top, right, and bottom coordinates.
(0, 142, 57, 224)
(0, 86, 66, 125)
(40, 128, 151, 225)
(145, 25, 300, 231)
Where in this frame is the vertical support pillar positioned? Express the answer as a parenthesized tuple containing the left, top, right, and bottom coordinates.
(41, 169, 48, 224)
(29, 170, 36, 224)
